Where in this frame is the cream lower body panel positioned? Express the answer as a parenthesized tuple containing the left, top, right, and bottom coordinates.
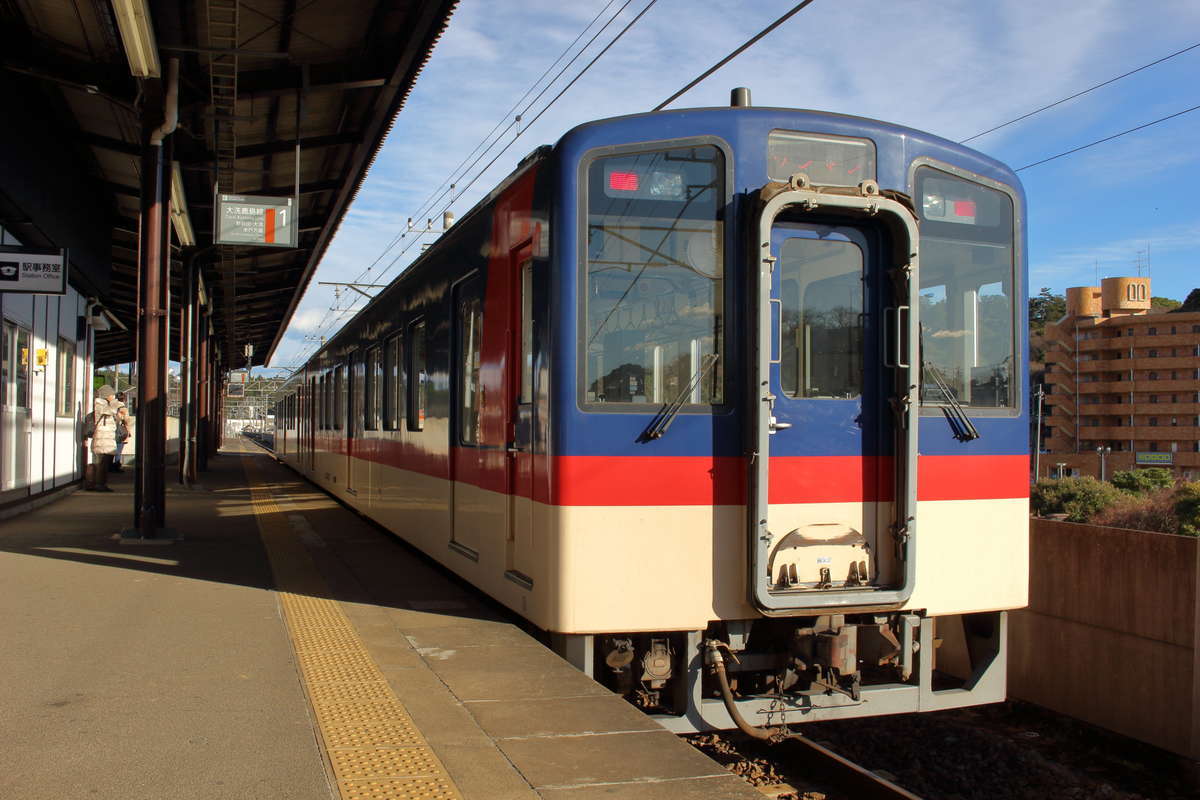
(278, 455, 1029, 632)
(906, 497, 1029, 615)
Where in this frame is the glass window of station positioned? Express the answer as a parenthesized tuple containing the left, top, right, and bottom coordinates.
(581, 144, 725, 408)
(915, 166, 1016, 409)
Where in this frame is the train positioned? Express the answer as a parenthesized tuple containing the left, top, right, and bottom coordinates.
(272, 94, 1028, 734)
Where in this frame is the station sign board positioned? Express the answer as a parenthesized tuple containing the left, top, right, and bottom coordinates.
(0, 247, 67, 294)
(226, 383, 245, 398)
(215, 194, 297, 248)
(1135, 452, 1173, 465)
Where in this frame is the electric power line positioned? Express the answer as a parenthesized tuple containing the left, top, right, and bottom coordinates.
(1015, 102, 1200, 171)
(290, 0, 647, 365)
(344, 0, 631, 289)
(428, 1, 661, 222)
(371, 0, 662, 289)
(962, 40, 1200, 144)
(653, 0, 819, 111)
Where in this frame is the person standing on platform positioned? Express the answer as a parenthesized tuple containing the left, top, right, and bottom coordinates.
(86, 385, 127, 492)
(110, 391, 128, 472)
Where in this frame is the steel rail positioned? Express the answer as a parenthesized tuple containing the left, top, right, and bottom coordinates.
(779, 735, 924, 800)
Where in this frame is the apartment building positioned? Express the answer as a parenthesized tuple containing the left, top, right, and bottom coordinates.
(1039, 277, 1200, 480)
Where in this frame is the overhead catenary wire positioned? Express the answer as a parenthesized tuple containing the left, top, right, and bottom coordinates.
(372, 0, 662, 287)
(962, 40, 1200, 144)
(1015, 103, 1200, 171)
(653, 0, 819, 111)
(288, 0, 645, 365)
(367, 0, 654, 287)
(346, 0, 628, 286)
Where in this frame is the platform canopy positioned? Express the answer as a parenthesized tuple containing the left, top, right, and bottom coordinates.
(0, 0, 457, 367)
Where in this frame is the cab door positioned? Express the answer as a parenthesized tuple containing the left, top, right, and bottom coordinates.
(765, 224, 891, 594)
(505, 249, 536, 588)
(750, 185, 919, 613)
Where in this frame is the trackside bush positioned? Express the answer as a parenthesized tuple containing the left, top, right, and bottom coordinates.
(1091, 488, 1179, 534)
(1030, 477, 1122, 522)
(1111, 468, 1175, 494)
(1175, 482, 1200, 536)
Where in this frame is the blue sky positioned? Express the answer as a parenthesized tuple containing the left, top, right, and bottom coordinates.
(268, 0, 1200, 369)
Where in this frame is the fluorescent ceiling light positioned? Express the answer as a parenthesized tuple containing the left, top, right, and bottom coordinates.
(112, 0, 161, 78)
(170, 162, 195, 247)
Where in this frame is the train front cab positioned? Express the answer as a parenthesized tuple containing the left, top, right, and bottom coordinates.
(551, 111, 1028, 732)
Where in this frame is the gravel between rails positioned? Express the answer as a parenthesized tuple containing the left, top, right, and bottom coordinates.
(686, 701, 1197, 800)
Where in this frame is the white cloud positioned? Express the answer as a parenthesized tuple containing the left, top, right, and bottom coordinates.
(1032, 222, 1200, 284)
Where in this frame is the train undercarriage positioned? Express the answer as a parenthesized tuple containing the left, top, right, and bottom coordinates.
(553, 610, 1007, 734)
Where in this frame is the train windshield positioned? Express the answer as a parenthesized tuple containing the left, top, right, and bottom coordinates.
(915, 166, 1016, 409)
(582, 144, 725, 406)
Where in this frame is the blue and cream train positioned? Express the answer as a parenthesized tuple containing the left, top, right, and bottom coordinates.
(273, 97, 1029, 732)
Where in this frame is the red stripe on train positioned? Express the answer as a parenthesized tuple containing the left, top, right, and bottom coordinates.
(551, 454, 1028, 505)
(310, 440, 1028, 505)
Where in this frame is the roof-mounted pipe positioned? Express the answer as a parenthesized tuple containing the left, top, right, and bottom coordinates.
(150, 57, 179, 146)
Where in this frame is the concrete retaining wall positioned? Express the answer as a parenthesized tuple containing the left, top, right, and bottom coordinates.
(1009, 519, 1198, 756)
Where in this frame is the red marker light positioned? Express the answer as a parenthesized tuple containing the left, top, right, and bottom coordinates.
(954, 200, 977, 217)
(609, 171, 639, 191)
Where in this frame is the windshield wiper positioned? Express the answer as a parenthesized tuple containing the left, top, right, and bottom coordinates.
(641, 353, 720, 441)
(923, 361, 981, 441)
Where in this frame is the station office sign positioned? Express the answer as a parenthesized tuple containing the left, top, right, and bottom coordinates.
(215, 194, 297, 248)
(0, 247, 67, 294)
(1135, 452, 1173, 466)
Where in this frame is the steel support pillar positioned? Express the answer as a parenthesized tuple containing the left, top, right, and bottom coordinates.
(178, 259, 192, 485)
(133, 136, 171, 533)
(197, 323, 210, 472)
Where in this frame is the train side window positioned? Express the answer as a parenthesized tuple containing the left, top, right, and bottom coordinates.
(334, 363, 345, 430)
(407, 320, 426, 432)
(520, 261, 534, 404)
(318, 374, 326, 429)
(365, 346, 381, 430)
(456, 288, 483, 445)
(384, 333, 404, 430)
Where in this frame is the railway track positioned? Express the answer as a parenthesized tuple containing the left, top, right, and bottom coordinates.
(770, 735, 923, 800)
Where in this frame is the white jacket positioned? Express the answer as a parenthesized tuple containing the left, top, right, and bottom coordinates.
(91, 398, 126, 455)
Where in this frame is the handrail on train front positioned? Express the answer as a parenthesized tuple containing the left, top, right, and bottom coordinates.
(749, 175, 920, 615)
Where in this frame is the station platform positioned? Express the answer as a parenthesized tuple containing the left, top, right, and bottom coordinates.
(0, 438, 761, 800)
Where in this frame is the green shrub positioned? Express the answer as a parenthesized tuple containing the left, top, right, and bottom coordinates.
(1110, 468, 1175, 494)
(1175, 482, 1200, 536)
(1031, 477, 1123, 523)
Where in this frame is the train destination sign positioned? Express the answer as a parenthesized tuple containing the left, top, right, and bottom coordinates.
(215, 194, 297, 248)
(0, 247, 67, 295)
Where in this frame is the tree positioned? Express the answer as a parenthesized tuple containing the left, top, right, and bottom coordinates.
(1151, 296, 1181, 312)
(1111, 467, 1175, 494)
(1029, 288, 1066, 336)
(1174, 288, 1200, 313)
(1175, 482, 1200, 536)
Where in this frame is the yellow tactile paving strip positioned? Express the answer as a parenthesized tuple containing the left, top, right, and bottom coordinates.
(242, 455, 463, 800)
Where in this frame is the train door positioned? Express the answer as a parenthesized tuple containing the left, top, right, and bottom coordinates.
(307, 375, 316, 472)
(750, 185, 919, 614)
(347, 351, 363, 496)
(505, 248, 535, 587)
(1, 321, 31, 494)
(450, 275, 485, 560)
